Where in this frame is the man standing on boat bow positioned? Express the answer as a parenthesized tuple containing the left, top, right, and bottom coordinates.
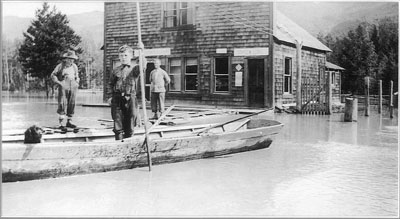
(51, 50, 80, 130)
(107, 45, 142, 140)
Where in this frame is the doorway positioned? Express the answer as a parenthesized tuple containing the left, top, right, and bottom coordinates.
(248, 59, 265, 107)
(145, 62, 154, 101)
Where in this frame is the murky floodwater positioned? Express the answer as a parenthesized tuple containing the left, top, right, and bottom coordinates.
(1, 94, 398, 217)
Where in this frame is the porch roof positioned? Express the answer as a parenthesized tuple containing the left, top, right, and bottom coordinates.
(275, 10, 332, 52)
(326, 61, 345, 70)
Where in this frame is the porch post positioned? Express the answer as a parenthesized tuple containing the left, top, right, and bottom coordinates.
(327, 70, 332, 114)
(295, 41, 302, 112)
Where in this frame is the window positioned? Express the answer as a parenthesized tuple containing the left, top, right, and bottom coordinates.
(168, 57, 198, 92)
(331, 72, 336, 86)
(284, 57, 292, 94)
(169, 58, 182, 91)
(163, 2, 194, 28)
(214, 57, 229, 93)
(185, 58, 198, 91)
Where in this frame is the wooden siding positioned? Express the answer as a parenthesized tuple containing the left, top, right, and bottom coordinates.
(104, 2, 273, 106)
(329, 70, 341, 102)
(273, 43, 326, 105)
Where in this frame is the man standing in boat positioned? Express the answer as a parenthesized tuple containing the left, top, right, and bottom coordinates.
(50, 50, 80, 130)
(107, 45, 141, 140)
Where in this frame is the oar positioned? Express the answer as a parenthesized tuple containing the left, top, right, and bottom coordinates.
(148, 105, 175, 132)
(139, 105, 175, 154)
(194, 108, 273, 135)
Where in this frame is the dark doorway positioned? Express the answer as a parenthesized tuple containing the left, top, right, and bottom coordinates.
(145, 62, 154, 101)
(248, 59, 265, 107)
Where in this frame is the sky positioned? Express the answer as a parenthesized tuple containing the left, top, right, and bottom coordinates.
(2, 1, 104, 18)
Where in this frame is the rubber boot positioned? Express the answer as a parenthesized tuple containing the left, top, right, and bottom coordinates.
(115, 133, 124, 140)
(66, 120, 77, 128)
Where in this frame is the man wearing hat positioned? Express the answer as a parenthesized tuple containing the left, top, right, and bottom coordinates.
(51, 50, 80, 129)
(107, 44, 142, 140)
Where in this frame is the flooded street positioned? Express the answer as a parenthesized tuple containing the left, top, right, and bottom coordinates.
(1, 95, 398, 217)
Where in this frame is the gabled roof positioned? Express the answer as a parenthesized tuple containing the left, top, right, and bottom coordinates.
(326, 61, 345, 70)
(274, 10, 332, 52)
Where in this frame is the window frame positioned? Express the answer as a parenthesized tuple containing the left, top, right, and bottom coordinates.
(213, 56, 231, 94)
(331, 71, 336, 86)
(162, 2, 195, 29)
(167, 56, 199, 93)
(168, 57, 183, 92)
(184, 57, 199, 92)
(284, 57, 292, 94)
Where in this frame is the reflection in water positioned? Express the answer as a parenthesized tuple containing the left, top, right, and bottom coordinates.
(1, 96, 399, 217)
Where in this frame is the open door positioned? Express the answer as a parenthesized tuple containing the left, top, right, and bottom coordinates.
(248, 59, 265, 107)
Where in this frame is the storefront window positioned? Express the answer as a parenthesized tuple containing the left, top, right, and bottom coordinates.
(169, 58, 181, 91)
(185, 57, 198, 91)
(168, 57, 198, 92)
(215, 57, 229, 92)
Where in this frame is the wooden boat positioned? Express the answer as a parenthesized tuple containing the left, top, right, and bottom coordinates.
(2, 117, 283, 182)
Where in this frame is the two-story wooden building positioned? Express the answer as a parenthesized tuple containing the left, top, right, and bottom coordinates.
(103, 2, 333, 110)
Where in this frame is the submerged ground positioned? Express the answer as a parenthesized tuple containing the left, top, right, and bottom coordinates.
(1, 93, 398, 217)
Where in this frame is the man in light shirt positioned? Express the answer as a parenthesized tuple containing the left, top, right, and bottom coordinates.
(150, 58, 171, 119)
(50, 50, 80, 130)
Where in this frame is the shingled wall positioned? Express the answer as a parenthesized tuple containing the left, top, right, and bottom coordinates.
(104, 2, 273, 106)
(273, 42, 327, 105)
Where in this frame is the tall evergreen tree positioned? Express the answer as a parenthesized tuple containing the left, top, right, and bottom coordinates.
(337, 23, 378, 94)
(372, 18, 398, 94)
(18, 2, 81, 94)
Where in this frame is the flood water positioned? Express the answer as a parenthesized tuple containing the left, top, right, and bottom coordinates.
(1, 93, 399, 217)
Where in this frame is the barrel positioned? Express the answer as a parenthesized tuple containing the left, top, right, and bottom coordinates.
(344, 98, 358, 122)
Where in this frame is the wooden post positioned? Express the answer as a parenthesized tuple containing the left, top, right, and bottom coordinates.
(390, 80, 393, 118)
(364, 76, 370, 116)
(295, 41, 303, 112)
(378, 80, 382, 114)
(5, 42, 9, 91)
(344, 97, 358, 122)
(136, 2, 152, 171)
(327, 70, 332, 115)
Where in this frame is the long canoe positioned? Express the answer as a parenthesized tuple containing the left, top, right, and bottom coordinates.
(2, 118, 283, 182)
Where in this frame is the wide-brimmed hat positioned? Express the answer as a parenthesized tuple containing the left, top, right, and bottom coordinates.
(62, 50, 78, 60)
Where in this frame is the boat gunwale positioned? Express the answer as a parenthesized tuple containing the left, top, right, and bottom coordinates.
(2, 119, 283, 149)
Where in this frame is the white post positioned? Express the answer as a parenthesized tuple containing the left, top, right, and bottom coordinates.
(295, 41, 302, 112)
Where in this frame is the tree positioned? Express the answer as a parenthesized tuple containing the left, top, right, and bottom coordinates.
(320, 18, 398, 95)
(371, 18, 398, 95)
(317, 32, 339, 63)
(18, 2, 81, 95)
(337, 23, 378, 94)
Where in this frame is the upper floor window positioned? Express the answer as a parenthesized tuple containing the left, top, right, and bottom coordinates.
(163, 2, 194, 28)
(284, 57, 292, 94)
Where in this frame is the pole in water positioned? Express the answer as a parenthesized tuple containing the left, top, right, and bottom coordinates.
(364, 76, 370, 116)
(390, 80, 394, 119)
(378, 80, 382, 114)
(136, 1, 152, 171)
